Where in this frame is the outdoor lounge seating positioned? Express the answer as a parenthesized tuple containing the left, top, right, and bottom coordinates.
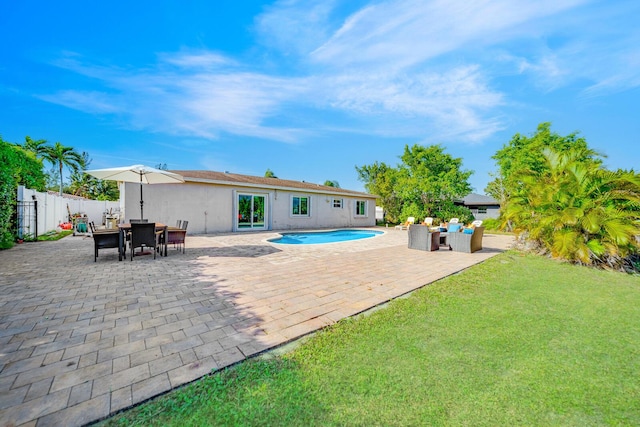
(408, 225, 440, 251)
(395, 217, 415, 230)
(448, 226, 484, 253)
(128, 222, 159, 260)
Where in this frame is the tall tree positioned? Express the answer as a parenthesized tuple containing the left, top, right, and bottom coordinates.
(399, 144, 472, 214)
(356, 161, 402, 222)
(357, 144, 473, 223)
(264, 169, 277, 178)
(68, 152, 93, 198)
(41, 142, 85, 196)
(323, 180, 340, 188)
(502, 147, 640, 270)
(487, 122, 601, 203)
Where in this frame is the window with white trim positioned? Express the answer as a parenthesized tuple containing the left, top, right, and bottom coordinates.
(355, 200, 367, 216)
(291, 196, 310, 216)
(478, 206, 487, 214)
(332, 198, 343, 208)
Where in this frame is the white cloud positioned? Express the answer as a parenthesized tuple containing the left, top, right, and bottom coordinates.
(254, 0, 339, 56)
(159, 51, 236, 69)
(310, 0, 587, 68)
(38, 90, 121, 114)
(42, 53, 310, 142)
(315, 65, 503, 141)
(40, 0, 639, 148)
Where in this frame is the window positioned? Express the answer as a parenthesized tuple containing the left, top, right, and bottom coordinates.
(292, 196, 310, 216)
(477, 207, 487, 214)
(332, 199, 343, 208)
(355, 200, 367, 216)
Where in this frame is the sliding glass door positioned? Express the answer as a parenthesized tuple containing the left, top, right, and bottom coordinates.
(237, 193, 266, 230)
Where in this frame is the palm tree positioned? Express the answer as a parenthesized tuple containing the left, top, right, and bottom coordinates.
(21, 136, 49, 158)
(42, 142, 85, 196)
(503, 147, 640, 269)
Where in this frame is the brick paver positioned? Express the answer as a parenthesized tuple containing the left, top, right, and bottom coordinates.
(0, 228, 513, 426)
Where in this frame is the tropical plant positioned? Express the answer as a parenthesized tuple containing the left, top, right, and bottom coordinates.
(487, 122, 601, 203)
(323, 180, 340, 188)
(22, 135, 49, 157)
(264, 169, 277, 178)
(41, 142, 85, 195)
(502, 147, 640, 270)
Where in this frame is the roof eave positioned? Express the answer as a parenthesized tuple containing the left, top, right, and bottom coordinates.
(183, 177, 378, 198)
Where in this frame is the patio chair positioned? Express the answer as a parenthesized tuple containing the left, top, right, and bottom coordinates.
(129, 222, 159, 260)
(449, 218, 459, 224)
(422, 217, 434, 226)
(175, 220, 182, 228)
(408, 224, 440, 251)
(471, 220, 483, 227)
(167, 227, 187, 254)
(448, 226, 484, 253)
(395, 217, 415, 230)
(92, 228, 122, 262)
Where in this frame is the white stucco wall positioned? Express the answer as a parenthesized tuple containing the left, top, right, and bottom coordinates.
(123, 182, 377, 234)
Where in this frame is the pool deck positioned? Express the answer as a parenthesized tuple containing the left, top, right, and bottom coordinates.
(0, 228, 514, 426)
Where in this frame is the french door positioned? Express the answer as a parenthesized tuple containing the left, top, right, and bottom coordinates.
(237, 193, 266, 230)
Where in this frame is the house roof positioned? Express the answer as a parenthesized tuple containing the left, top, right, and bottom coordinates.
(170, 170, 377, 198)
(459, 193, 500, 206)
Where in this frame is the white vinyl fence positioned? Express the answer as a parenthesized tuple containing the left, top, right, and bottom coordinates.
(17, 186, 120, 237)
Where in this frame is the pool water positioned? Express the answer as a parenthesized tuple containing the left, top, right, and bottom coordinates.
(269, 229, 383, 245)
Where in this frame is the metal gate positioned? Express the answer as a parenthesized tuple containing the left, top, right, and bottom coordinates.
(15, 200, 38, 239)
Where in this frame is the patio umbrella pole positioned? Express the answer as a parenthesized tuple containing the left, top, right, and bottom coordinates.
(140, 173, 144, 220)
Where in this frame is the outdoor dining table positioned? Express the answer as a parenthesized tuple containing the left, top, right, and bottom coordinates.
(117, 222, 169, 259)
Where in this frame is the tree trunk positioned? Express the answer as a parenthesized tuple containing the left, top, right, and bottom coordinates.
(59, 162, 64, 196)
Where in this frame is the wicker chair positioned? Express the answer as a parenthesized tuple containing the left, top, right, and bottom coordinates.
(408, 225, 440, 251)
(129, 222, 158, 260)
(91, 222, 122, 262)
(448, 226, 484, 253)
(167, 228, 187, 253)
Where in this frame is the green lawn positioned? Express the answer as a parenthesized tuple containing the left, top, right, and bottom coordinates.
(101, 252, 640, 426)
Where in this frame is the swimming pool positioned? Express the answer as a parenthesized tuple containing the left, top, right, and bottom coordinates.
(269, 229, 383, 245)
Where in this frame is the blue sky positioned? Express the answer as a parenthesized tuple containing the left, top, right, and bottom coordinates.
(1, 0, 638, 194)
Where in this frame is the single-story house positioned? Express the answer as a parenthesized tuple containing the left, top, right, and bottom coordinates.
(120, 170, 378, 234)
(456, 193, 501, 220)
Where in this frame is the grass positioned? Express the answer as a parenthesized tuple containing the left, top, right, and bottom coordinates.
(99, 252, 640, 426)
(35, 230, 74, 241)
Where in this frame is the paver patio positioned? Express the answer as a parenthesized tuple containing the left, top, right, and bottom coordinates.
(0, 228, 513, 426)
